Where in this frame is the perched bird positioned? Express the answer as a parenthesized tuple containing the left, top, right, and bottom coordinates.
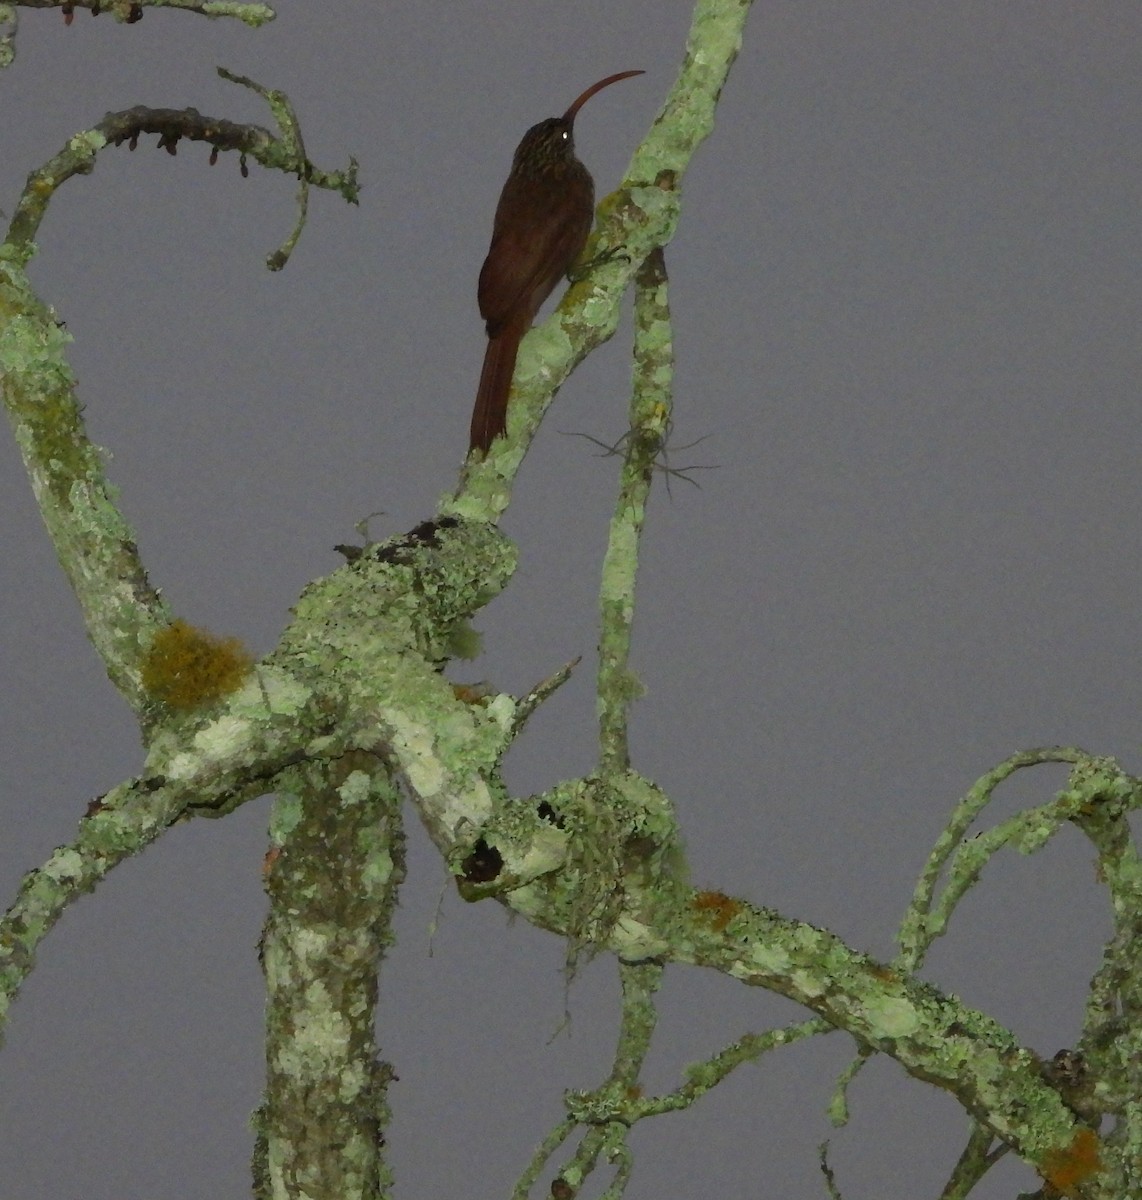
(469, 70, 645, 456)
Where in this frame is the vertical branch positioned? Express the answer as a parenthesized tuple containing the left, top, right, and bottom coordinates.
(1070, 764, 1142, 1195)
(254, 753, 405, 1200)
(607, 959, 663, 1082)
(0, 4, 15, 69)
(936, 1122, 1008, 1200)
(553, 961, 664, 1198)
(596, 248, 673, 775)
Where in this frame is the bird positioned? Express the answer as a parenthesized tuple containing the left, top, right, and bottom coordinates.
(468, 70, 645, 456)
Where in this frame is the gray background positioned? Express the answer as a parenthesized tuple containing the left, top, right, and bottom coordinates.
(1, 3, 1139, 1196)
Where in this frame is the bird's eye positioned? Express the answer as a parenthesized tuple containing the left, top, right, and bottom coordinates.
(560, 129, 569, 141)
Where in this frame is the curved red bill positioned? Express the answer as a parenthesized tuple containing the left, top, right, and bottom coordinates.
(562, 70, 646, 125)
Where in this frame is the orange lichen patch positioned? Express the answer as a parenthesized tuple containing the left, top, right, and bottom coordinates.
(141, 619, 253, 710)
(692, 890, 743, 931)
(1042, 1127, 1102, 1194)
(869, 963, 900, 984)
(452, 683, 491, 705)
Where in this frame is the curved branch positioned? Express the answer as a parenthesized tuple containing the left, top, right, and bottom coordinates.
(938, 1121, 1009, 1200)
(896, 746, 1090, 971)
(5, 74, 357, 258)
(0, 78, 358, 708)
(216, 66, 357, 270)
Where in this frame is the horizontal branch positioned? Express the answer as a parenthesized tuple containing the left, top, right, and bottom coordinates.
(14, 0, 273, 26)
(449, 755, 1134, 1194)
(5, 81, 357, 256)
(0, 666, 336, 1044)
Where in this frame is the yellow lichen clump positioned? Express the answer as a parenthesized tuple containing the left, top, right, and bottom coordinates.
(1042, 1127, 1102, 1195)
(141, 619, 253, 710)
(692, 890, 743, 932)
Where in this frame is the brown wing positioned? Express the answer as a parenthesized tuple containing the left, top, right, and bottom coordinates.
(478, 170, 594, 338)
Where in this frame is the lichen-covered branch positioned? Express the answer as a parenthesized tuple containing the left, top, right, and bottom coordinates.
(451, 754, 1142, 1195)
(519, 962, 663, 1199)
(513, 656, 582, 736)
(597, 248, 673, 775)
(567, 960, 662, 1125)
(896, 746, 1091, 971)
(271, 519, 521, 852)
(681, 895, 1103, 1193)
(254, 754, 404, 1199)
(461, 759, 1097, 1180)
(0, 260, 170, 710)
(0, 676, 327, 1043)
(807, 747, 1136, 1194)
(1, 4, 15, 68)
(938, 1121, 1009, 1200)
(215, 66, 354, 270)
(0, 78, 358, 711)
(636, 1016, 832, 1119)
(0, 516, 519, 1052)
(1069, 762, 1142, 1194)
(445, 0, 749, 522)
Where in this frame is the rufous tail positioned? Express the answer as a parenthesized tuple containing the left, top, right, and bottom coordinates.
(469, 320, 525, 456)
